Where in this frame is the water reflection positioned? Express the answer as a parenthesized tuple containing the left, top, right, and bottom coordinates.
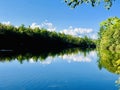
(29, 50, 97, 65)
(98, 49, 120, 90)
(0, 48, 95, 64)
(115, 77, 120, 90)
(59, 51, 97, 63)
(0, 48, 119, 90)
(98, 50, 120, 74)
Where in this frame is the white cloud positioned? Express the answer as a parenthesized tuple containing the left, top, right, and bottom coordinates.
(60, 26, 98, 39)
(30, 22, 41, 29)
(30, 21, 56, 31)
(30, 22, 98, 39)
(1, 21, 97, 39)
(2, 21, 11, 25)
(41, 21, 56, 31)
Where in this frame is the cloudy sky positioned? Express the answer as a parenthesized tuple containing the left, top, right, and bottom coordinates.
(0, 0, 120, 39)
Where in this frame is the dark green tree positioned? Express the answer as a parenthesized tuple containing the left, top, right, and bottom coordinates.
(0, 23, 96, 51)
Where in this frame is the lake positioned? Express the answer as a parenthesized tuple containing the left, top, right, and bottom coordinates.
(0, 49, 119, 90)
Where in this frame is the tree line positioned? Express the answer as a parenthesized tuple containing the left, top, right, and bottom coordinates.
(0, 23, 96, 52)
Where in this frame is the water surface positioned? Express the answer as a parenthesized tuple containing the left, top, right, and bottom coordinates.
(0, 50, 119, 90)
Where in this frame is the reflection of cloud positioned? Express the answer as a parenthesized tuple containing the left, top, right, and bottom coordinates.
(60, 51, 97, 63)
(29, 56, 56, 65)
(60, 54, 91, 63)
(40, 57, 55, 64)
(28, 51, 97, 64)
(115, 77, 120, 84)
(29, 58, 36, 63)
(115, 77, 120, 90)
(60, 26, 98, 39)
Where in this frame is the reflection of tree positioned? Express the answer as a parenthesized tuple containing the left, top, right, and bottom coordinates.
(0, 48, 95, 64)
(98, 44, 120, 89)
(98, 49, 120, 74)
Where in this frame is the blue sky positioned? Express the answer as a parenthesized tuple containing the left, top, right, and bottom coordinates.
(0, 0, 120, 38)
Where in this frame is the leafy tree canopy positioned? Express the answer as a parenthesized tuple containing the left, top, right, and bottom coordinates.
(98, 17, 120, 52)
(98, 17, 120, 74)
(65, 0, 115, 9)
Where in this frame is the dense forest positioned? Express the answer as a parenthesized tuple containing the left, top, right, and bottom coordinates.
(0, 23, 96, 52)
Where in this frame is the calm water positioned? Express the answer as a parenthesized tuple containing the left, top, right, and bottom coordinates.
(0, 50, 119, 90)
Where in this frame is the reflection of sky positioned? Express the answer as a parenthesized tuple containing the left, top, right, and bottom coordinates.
(29, 51, 98, 65)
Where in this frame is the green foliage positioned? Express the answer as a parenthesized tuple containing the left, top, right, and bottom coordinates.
(98, 17, 120, 52)
(98, 17, 120, 74)
(65, 0, 115, 9)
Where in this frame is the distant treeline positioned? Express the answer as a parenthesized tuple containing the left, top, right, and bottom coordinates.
(0, 23, 96, 52)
